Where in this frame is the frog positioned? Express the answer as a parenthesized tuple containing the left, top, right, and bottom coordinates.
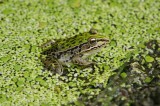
(40, 30, 110, 75)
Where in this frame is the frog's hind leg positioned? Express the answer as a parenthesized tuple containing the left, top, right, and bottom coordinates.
(53, 59, 63, 75)
(41, 56, 63, 75)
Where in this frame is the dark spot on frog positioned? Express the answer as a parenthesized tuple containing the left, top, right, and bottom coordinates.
(72, 47, 80, 54)
(78, 40, 83, 44)
(65, 43, 70, 47)
(60, 45, 65, 50)
(55, 52, 62, 59)
(70, 40, 76, 44)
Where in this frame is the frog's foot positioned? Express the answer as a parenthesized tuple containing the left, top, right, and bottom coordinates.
(53, 60, 63, 75)
(41, 57, 63, 75)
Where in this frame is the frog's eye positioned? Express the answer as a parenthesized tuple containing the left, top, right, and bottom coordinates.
(89, 38, 97, 45)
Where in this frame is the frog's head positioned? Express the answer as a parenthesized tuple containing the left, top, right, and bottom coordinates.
(80, 33, 110, 55)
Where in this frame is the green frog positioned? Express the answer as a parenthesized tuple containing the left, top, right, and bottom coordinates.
(40, 30, 110, 75)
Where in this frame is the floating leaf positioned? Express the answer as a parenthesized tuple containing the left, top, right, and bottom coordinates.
(2, 8, 14, 14)
(16, 87, 23, 92)
(17, 78, 25, 86)
(35, 76, 47, 86)
(104, 65, 110, 70)
(138, 43, 146, 49)
(39, 80, 47, 87)
(23, 71, 30, 78)
(35, 76, 43, 82)
(68, 0, 81, 8)
(0, 94, 7, 103)
(120, 72, 127, 79)
(41, 103, 50, 106)
(145, 55, 154, 62)
(14, 64, 22, 71)
(23, 44, 31, 52)
(31, 45, 37, 52)
(2, 44, 9, 49)
(110, 40, 117, 47)
(38, 22, 47, 29)
(0, 55, 11, 63)
(144, 77, 152, 83)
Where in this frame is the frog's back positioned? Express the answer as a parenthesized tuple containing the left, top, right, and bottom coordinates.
(55, 33, 92, 51)
(42, 33, 91, 53)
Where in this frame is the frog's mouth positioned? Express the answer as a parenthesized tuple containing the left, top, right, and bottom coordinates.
(81, 39, 110, 55)
(91, 39, 109, 49)
(97, 38, 110, 46)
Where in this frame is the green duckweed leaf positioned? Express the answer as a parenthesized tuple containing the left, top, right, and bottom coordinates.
(17, 78, 25, 87)
(14, 64, 22, 71)
(2, 8, 14, 14)
(68, 0, 81, 8)
(35, 76, 47, 86)
(31, 45, 37, 52)
(23, 71, 30, 78)
(110, 40, 117, 47)
(120, 72, 127, 79)
(0, 55, 11, 63)
(39, 80, 47, 87)
(145, 55, 154, 62)
(144, 77, 152, 83)
(23, 44, 31, 52)
(0, 94, 7, 103)
(41, 103, 50, 106)
(38, 22, 47, 29)
(16, 86, 23, 92)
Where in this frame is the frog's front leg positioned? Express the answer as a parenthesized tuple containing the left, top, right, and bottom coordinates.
(41, 56, 63, 75)
(72, 55, 95, 66)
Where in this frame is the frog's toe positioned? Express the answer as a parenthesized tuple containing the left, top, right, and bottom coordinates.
(55, 68, 63, 75)
(49, 64, 63, 75)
